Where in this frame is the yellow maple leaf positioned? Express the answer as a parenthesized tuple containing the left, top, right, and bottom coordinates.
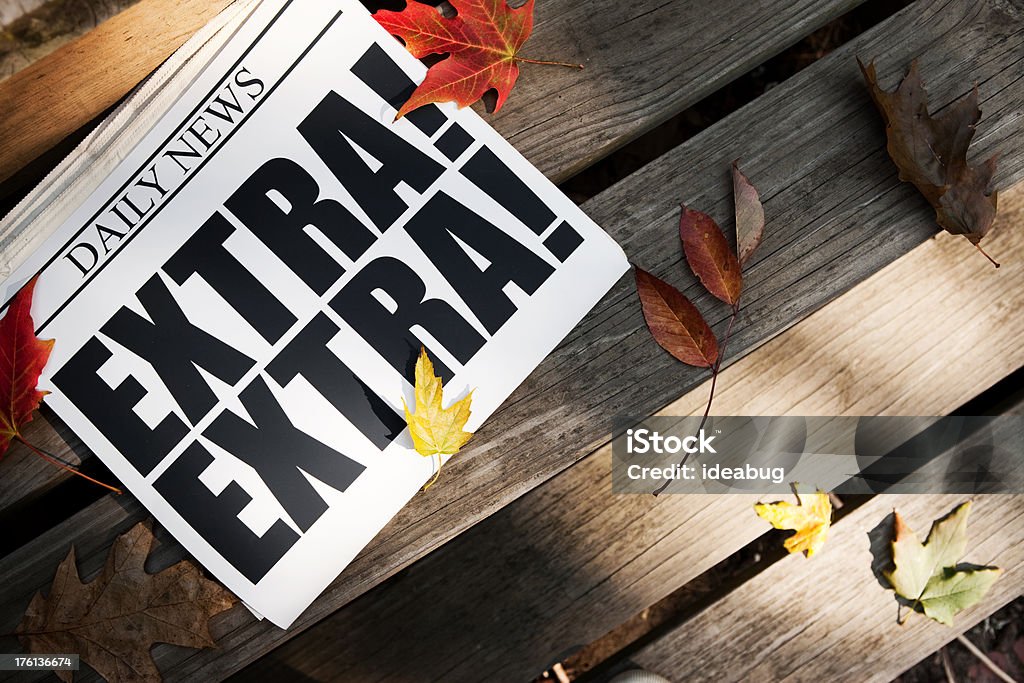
(754, 491, 832, 558)
(403, 348, 474, 489)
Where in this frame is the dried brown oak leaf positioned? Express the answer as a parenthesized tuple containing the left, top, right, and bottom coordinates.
(17, 521, 236, 683)
(859, 58, 999, 263)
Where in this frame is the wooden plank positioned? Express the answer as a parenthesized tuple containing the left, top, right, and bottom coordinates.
(0, 0, 143, 82)
(623, 491, 1024, 682)
(3, 0, 1024, 680)
(0, 0, 869, 508)
(230, 187, 1024, 683)
(0, 0, 868, 187)
(0, 411, 85, 519)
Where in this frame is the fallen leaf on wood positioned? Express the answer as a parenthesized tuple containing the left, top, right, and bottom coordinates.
(634, 266, 718, 368)
(0, 279, 120, 492)
(859, 58, 1000, 265)
(375, 0, 581, 118)
(679, 205, 743, 307)
(641, 169, 766, 496)
(17, 521, 236, 683)
(754, 490, 832, 557)
(0, 277, 54, 458)
(886, 501, 1001, 626)
(404, 347, 474, 489)
(732, 162, 765, 266)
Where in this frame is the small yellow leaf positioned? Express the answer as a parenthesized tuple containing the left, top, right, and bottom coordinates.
(402, 348, 474, 488)
(754, 491, 832, 558)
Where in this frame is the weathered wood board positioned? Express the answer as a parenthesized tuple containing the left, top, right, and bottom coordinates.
(231, 187, 1024, 683)
(0, 0, 867, 187)
(620, 490, 1024, 682)
(1, 0, 1023, 680)
(0, 0, 236, 186)
(0, 0, 143, 81)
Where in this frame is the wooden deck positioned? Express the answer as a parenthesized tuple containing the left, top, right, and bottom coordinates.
(0, 0, 1022, 681)
(233, 190, 1024, 683)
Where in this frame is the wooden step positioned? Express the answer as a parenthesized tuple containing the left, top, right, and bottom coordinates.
(230, 188, 1024, 683)
(620, 489, 1024, 682)
(2, 0, 1023, 680)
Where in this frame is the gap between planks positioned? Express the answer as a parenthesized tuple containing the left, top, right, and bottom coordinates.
(233, 185, 1024, 683)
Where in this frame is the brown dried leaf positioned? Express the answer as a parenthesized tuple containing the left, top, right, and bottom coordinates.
(732, 161, 765, 266)
(859, 58, 999, 251)
(17, 521, 236, 683)
(679, 204, 743, 306)
(635, 266, 718, 368)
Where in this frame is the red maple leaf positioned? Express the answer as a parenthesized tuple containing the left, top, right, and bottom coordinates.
(0, 277, 53, 457)
(0, 278, 120, 492)
(375, 0, 580, 119)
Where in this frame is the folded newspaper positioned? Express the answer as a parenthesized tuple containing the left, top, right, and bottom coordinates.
(0, 0, 628, 627)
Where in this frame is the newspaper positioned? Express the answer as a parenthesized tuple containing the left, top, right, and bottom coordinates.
(0, 0, 628, 627)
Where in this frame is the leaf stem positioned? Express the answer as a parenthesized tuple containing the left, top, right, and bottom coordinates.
(653, 302, 740, 496)
(515, 56, 584, 69)
(422, 454, 443, 491)
(16, 436, 122, 495)
(972, 241, 1000, 268)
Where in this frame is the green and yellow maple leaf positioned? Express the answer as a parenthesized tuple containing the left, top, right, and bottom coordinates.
(886, 501, 1001, 626)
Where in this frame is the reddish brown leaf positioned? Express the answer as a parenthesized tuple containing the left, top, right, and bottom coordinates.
(859, 58, 999, 251)
(375, 0, 577, 118)
(635, 266, 718, 368)
(679, 204, 743, 306)
(0, 277, 54, 458)
(18, 521, 236, 683)
(733, 161, 765, 266)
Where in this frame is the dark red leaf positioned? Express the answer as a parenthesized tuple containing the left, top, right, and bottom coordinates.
(679, 204, 743, 306)
(635, 266, 718, 368)
(733, 161, 765, 266)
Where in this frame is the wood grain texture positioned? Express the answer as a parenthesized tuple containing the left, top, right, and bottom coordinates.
(0, 0, 143, 81)
(626, 491, 1024, 682)
(0, 0, 234, 184)
(0, 0, 868, 186)
(2, 0, 1024, 680)
(0, 0, 868, 508)
(231, 187, 1024, 683)
(0, 410, 85, 519)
